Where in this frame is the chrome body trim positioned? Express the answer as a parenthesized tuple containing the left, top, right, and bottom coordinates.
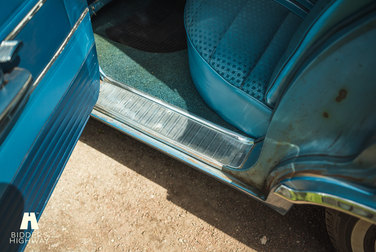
(31, 8, 90, 91)
(275, 184, 376, 225)
(4, 0, 48, 41)
(91, 109, 292, 214)
(265, 186, 294, 214)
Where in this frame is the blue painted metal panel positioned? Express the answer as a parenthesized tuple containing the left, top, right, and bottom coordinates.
(0, 13, 96, 186)
(266, 0, 374, 106)
(0, 8, 99, 251)
(266, 11, 376, 161)
(63, 0, 88, 26)
(15, 0, 71, 79)
(0, 0, 41, 42)
(0, 0, 26, 30)
(223, 7, 376, 194)
(0, 45, 99, 251)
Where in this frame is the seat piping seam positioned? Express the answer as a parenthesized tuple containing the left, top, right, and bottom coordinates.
(208, 0, 249, 63)
(239, 12, 290, 92)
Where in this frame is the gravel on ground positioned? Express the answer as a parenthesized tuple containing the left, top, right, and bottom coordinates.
(25, 118, 335, 252)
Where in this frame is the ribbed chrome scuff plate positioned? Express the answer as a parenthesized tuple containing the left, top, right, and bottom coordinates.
(94, 81, 254, 169)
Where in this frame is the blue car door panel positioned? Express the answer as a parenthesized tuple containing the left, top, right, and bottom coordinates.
(0, 0, 99, 250)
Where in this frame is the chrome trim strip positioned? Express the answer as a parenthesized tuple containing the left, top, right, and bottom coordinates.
(31, 8, 89, 91)
(265, 186, 294, 215)
(5, 0, 48, 41)
(93, 75, 292, 214)
(99, 67, 252, 142)
(275, 184, 376, 225)
(90, 109, 292, 211)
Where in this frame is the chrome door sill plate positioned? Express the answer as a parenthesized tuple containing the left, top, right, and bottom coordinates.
(93, 80, 254, 170)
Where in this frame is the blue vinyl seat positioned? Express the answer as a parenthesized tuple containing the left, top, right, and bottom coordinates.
(184, 0, 332, 137)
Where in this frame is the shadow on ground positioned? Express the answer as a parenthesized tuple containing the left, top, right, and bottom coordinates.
(79, 118, 334, 252)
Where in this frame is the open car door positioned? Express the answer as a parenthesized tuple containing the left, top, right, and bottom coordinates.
(0, 0, 99, 250)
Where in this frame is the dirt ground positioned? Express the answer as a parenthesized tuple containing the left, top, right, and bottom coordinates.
(25, 118, 335, 252)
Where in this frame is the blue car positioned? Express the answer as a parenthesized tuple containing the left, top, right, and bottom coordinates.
(1, 0, 375, 251)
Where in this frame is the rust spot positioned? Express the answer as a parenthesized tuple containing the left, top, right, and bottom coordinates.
(335, 89, 347, 102)
(266, 169, 287, 190)
(187, 157, 199, 165)
(323, 112, 329, 118)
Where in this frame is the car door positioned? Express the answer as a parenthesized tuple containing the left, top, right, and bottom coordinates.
(0, 0, 99, 250)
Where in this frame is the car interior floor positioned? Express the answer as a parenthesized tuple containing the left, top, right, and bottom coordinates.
(91, 0, 247, 135)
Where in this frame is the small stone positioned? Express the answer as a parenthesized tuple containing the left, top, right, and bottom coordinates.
(260, 236, 267, 245)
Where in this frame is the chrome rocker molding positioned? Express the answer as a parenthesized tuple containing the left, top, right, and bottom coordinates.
(92, 72, 294, 214)
(275, 184, 376, 225)
(91, 108, 294, 215)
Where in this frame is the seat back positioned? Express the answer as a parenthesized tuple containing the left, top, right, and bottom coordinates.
(265, 0, 374, 107)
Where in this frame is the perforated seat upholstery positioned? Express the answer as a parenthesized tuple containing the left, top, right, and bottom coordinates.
(184, 0, 305, 137)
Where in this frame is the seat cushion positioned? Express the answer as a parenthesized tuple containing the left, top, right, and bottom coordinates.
(184, 0, 302, 137)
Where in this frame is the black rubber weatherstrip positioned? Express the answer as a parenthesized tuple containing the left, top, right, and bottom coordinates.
(105, 0, 187, 53)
